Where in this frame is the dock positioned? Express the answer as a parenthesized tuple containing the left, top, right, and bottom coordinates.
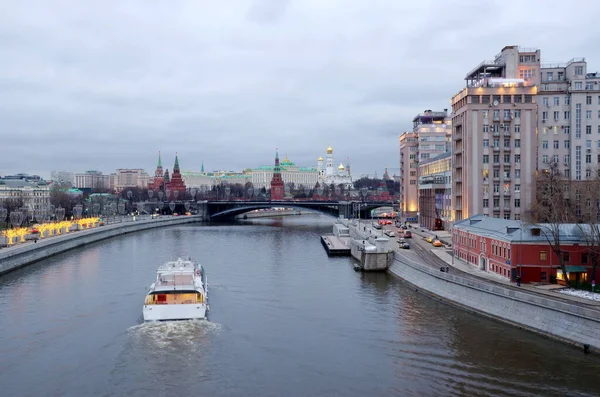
(321, 235, 351, 256)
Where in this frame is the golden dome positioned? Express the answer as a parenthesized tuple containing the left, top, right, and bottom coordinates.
(318, 156, 324, 161)
(338, 163, 345, 170)
(326, 146, 333, 154)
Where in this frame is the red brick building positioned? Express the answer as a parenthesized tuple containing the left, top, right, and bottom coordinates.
(147, 152, 187, 196)
(453, 215, 599, 285)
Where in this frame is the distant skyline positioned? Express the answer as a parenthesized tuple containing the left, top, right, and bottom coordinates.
(1, 0, 600, 178)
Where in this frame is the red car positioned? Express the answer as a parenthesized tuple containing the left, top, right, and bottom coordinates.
(403, 231, 412, 238)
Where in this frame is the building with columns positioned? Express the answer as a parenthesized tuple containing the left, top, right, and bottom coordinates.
(252, 156, 318, 189)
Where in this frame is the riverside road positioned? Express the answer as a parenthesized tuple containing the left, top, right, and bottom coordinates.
(1, 214, 600, 397)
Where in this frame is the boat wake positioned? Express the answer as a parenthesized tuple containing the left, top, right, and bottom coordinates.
(128, 320, 222, 350)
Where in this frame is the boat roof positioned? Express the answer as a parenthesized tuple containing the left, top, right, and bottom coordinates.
(157, 257, 200, 273)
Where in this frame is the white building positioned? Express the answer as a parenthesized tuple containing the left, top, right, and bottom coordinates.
(112, 169, 150, 192)
(538, 58, 600, 181)
(74, 171, 111, 190)
(0, 179, 51, 211)
(252, 156, 318, 189)
(317, 146, 352, 188)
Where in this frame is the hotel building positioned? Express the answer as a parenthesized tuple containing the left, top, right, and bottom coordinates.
(451, 45, 539, 222)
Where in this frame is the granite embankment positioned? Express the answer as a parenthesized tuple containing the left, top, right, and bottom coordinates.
(390, 252, 600, 353)
(0, 215, 204, 276)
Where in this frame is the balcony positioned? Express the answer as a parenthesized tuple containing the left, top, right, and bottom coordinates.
(504, 207, 511, 212)
(504, 177, 511, 182)
(504, 115, 512, 122)
(493, 146, 500, 151)
(504, 146, 511, 151)
(493, 206, 500, 211)
(493, 115, 500, 121)
(493, 163, 501, 168)
(493, 131, 500, 137)
(504, 162, 511, 167)
(493, 176, 500, 181)
(503, 131, 512, 137)
(454, 132, 463, 140)
(503, 190, 511, 196)
(494, 191, 500, 196)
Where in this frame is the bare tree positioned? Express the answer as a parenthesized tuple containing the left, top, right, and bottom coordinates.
(527, 163, 576, 286)
(577, 178, 600, 286)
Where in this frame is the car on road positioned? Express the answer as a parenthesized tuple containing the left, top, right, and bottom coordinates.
(432, 239, 443, 247)
(425, 236, 434, 243)
(403, 230, 412, 238)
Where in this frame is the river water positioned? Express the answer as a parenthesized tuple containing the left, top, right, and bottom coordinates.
(1, 215, 599, 397)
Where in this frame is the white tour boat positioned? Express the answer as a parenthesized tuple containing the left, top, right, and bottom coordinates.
(143, 257, 208, 321)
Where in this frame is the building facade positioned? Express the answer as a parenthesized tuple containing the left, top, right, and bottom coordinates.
(399, 132, 418, 220)
(453, 214, 599, 284)
(252, 156, 318, 190)
(399, 110, 451, 222)
(74, 170, 110, 190)
(537, 58, 600, 180)
(418, 151, 452, 230)
(113, 169, 150, 192)
(451, 46, 539, 222)
(0, 179, 51, 211)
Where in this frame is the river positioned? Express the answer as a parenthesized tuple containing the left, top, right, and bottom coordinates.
(0, 214, 599, 397)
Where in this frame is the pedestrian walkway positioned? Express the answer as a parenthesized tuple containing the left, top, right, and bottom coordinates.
(432, 249, 511, 284)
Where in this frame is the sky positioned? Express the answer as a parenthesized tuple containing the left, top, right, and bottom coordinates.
(1, 0, 599, 179)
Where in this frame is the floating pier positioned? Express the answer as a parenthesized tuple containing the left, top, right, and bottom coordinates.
(321, 235, 351, 256)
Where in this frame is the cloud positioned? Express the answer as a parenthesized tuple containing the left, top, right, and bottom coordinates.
(0, 0, 599, 179)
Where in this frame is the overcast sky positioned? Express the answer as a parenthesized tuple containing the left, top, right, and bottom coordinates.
(1, 0, 599, 179)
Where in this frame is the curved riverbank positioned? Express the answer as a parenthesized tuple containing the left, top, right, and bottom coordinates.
(0, 215, 204, 276)
(390, 252, 600, 353)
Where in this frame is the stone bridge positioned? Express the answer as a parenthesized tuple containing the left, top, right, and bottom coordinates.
(195, 200, 396, 221)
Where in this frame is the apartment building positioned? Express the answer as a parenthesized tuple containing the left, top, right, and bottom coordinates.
(538, 58, 600, 181)
(399, 110, 451, 222)
(451, 45, 539, 222)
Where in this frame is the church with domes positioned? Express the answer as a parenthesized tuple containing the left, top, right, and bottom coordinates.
(317, 145, 352, 188)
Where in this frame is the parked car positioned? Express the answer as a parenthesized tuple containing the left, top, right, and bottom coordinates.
(401, 242, 410, 249)
(385, 231, 395, 237)
(432, 239, 443, 247)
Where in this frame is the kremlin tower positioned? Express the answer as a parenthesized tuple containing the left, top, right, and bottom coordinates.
(167, 153, 187, 194)
(149, 152, 165, 191)
(148, 152, 186, 195)
(270, 150, 284, 200)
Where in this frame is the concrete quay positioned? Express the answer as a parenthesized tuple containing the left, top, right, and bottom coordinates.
(0, 215, 204, 276)
(386, 224, 600, 353)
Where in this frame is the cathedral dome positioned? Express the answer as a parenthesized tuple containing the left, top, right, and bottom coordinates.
(318, 156, 324, 161)
(326, 146, 333, 154)
(338, 163, 345, 170)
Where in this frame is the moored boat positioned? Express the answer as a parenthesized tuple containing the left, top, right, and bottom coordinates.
(142, 257, 208, 321)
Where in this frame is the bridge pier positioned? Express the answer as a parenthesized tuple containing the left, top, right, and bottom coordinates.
(196, 200, 208, 219)
(338, 201, 354, 219)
